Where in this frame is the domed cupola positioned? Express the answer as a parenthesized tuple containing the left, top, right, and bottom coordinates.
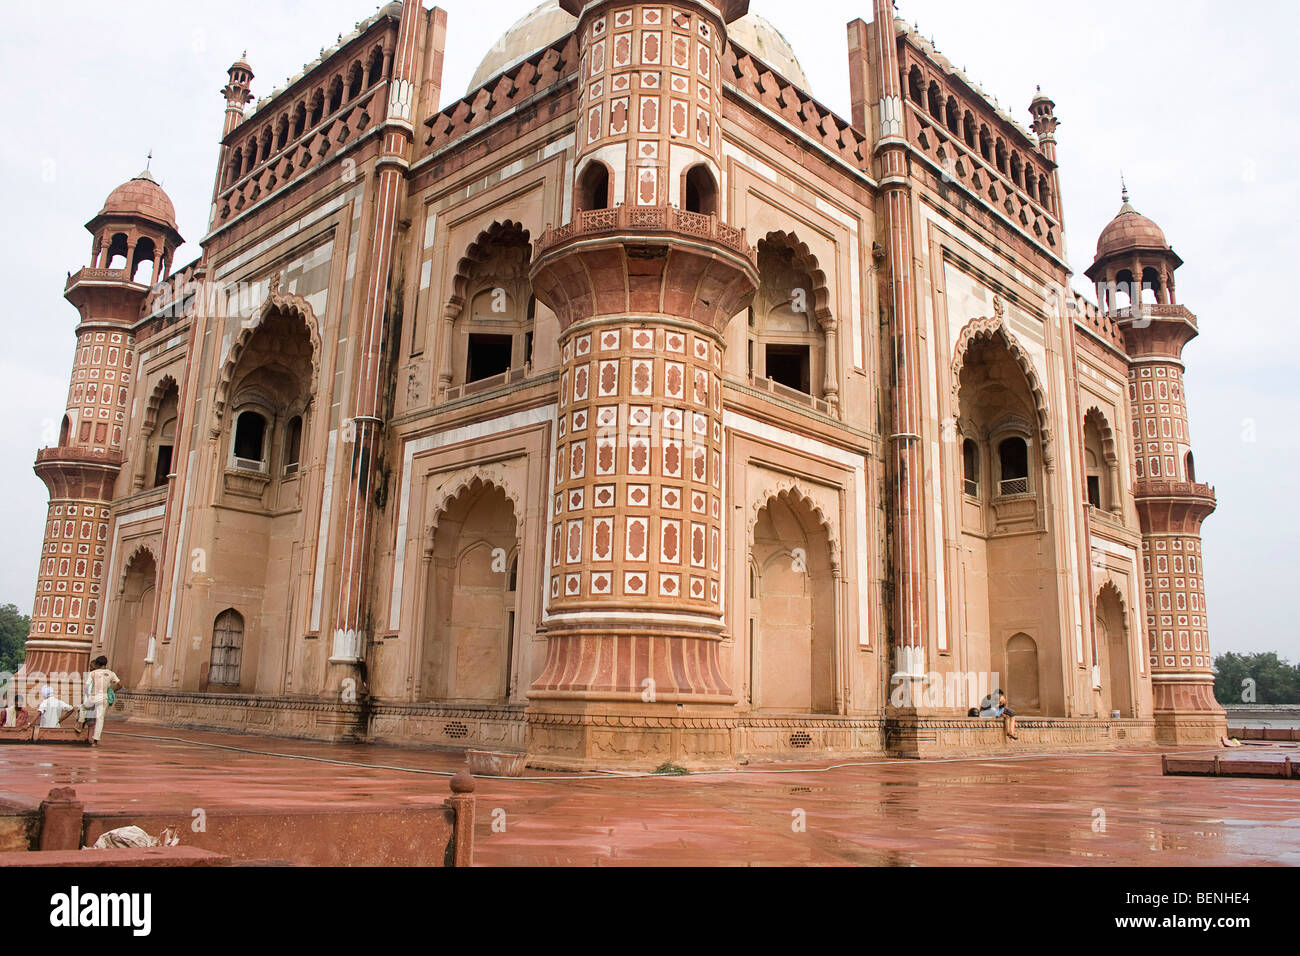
(1085, 182, 1182, 313)
(82, 167, 184, 289)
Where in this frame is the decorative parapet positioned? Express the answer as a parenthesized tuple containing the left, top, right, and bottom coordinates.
(35, 446, 124, 468)
(214, 88, 382, 227)
(423, 33, 580, 152)
(722, 44, 872, 173)
(64, 267, 139, 293)
(534, 205, 755, 263)
(1133, 479, 1216, 502)
(1112, 303, 1199, 327)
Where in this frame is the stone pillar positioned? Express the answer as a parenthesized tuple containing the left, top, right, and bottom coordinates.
(868, 0, 929, 699)
(330, 0, 432, 681)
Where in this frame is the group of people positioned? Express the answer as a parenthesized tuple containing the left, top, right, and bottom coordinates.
(24, 657, 121, 745)
(969, 689, 1018, 739)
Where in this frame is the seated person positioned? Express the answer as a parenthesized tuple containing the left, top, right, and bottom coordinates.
(34, 685, 74, 740)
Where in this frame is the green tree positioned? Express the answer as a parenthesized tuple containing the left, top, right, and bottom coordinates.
(1214, 652, 1300, 705)
(0, 604, 30, 674)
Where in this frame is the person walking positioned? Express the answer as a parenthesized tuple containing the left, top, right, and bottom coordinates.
(78, 656, 121, 746)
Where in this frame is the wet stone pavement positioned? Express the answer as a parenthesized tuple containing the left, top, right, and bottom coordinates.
(1, 725, 1296, 866)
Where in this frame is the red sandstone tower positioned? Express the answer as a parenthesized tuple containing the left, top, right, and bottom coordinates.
(24, 172, 183, 678)
(1086, 187, 1225, 744)
(527, 0, 759, 766)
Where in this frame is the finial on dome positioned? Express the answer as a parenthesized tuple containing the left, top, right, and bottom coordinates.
(1121, 173, 1129, 205)
(146, 149, 152, 171)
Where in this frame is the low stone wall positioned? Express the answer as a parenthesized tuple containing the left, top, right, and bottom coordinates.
(885, 717, 1158, 759)
(116, 690, 364, 742)
(116, 691, 1190, 767)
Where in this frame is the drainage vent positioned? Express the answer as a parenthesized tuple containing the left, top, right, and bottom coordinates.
(789, 731, 812, 749)
(444, 721, 470, 740)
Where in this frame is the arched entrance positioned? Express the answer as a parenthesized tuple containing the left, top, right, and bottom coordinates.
(747, 491, 837, 714)
(954, 316, 1065, 716)
(110, 548, 156, 688)
(421, 481, 520, 704)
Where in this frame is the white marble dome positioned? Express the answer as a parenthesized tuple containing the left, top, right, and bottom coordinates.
(468, 1, 810, 94)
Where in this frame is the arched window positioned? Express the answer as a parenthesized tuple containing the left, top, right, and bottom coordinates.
(684, 164, 717, 216)
(995, 139, 1008, 175)
(927, 81, 943, 121)
(963, 438, 980, 497)
(979, 125, 992, 162)
(1039, 176, 1052, 212)
(259, 125, 273, 164)
(283, 415, 303, 476)
(275, 114, 289, 151)
(327, 76, 343, 114)
(233, 411, 268, 469)
(963, 111, 977, 149)
(309, 90, 324, 127)
(367, 46, 385, 87)
(153, 395, 177, 488)
(578, 162, 610, 212)
(292, 102, 307, 138)
(998, 437, 1029, 495)
(209, 609, 244, 687)
(945, 96, 959, 135)
(908, 66, 924, 106)
(1185, 451, 1196, 482)
(228, 147, 244, 187)
(347, 62, 364, 101)
(452, 222, 534, 388)
(1010, 152, 1023, 188)
(59, 415, 70, 447)
(748, 233, 836, 411)
(131, 238, 157, 285)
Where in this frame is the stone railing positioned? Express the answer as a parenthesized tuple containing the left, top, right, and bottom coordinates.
(64, 267, 138, 292)
(35, 446, 123, 468)
(534, 205, 754, 262)
(1110, 303, 1199, 326)
(1133, 479, 1216, 501)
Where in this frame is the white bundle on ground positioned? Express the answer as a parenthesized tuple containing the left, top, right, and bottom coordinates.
(86, 825, 180, 849)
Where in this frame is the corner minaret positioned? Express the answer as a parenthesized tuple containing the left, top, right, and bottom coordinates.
(526, 0, 759, 768)
(1086, 187, 1225, 744)
(211, 54, 254, 221)
(24, 170, 183, 678)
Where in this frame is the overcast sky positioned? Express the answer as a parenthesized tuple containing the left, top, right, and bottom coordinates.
(1, 1, 1296, 661)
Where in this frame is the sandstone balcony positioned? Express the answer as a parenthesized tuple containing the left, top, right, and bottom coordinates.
(530, 205, 759, 334)
(534, 205, 755, 263)
(64, 267, 151, 294)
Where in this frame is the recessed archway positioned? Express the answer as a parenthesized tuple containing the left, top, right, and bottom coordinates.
(420, 480, 520, 704)
(747, 490, 837, 714)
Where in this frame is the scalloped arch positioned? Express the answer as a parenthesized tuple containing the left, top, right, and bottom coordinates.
(757, 230, 834, 328)
(142, 375, 179, 438)
(1083, 406, 1118, 464)
(446, 220, 533, 322)
(1096, 578, 1127, 613)
(951, 314, 1054, 470)
(424, 468, 524, 547)
(748, 477, 841, 571)
(211, 291, 322, 438)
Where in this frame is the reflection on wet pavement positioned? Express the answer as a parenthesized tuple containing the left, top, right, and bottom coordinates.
(0, 725, 1295, 866)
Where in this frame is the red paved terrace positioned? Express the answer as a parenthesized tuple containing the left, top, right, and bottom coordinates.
(1, 727, 1297, 866)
